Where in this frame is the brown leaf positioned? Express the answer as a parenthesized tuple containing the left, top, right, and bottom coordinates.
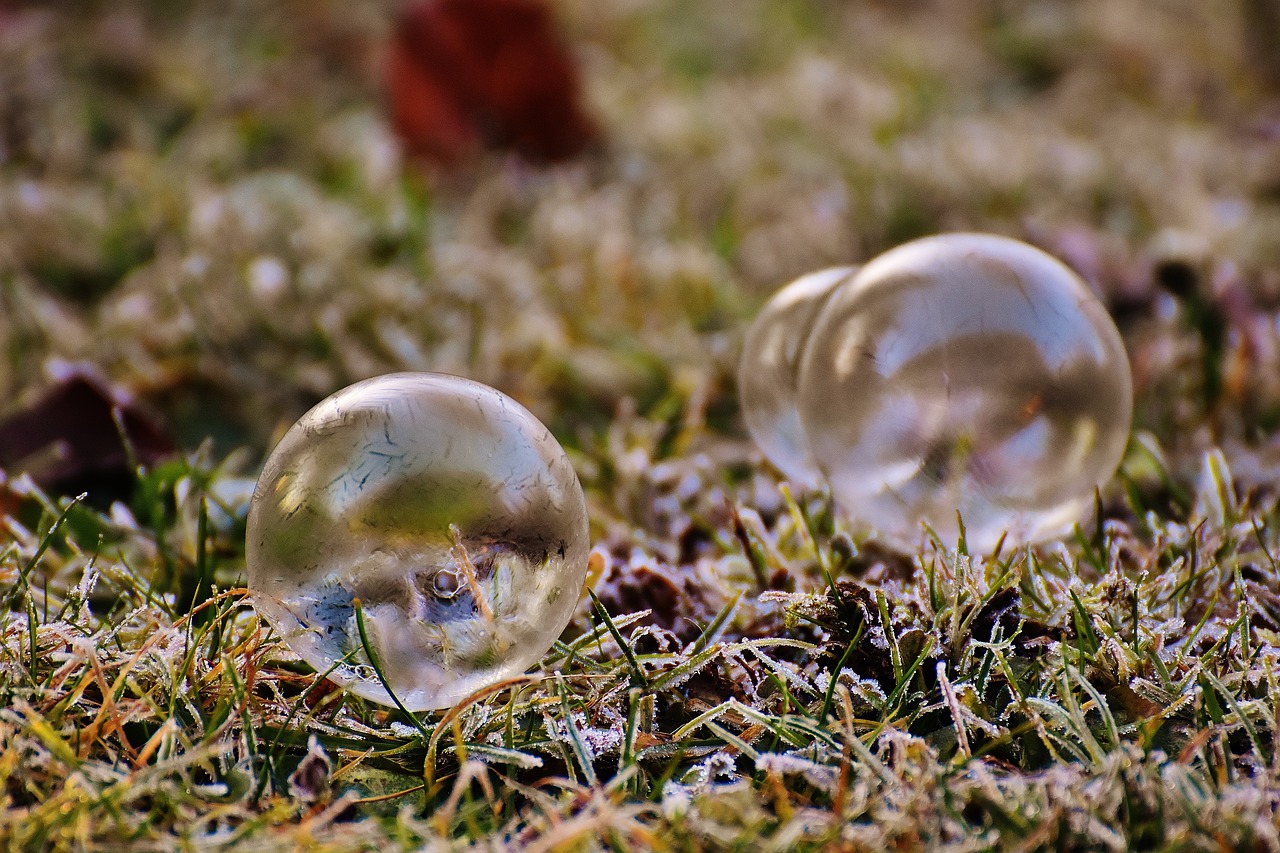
(593, 558, 717, 644)
(0, 366, 175, 502)
(0, 480, 19, 519)
(1243, 0, 1280, 89)
(287, 736, 332, 804)
(386, 0, 597, 165)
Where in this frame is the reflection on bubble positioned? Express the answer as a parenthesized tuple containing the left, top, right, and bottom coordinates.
(795, 234, 1132, 552)
(246, 372, 590, 710)
(738, 266, 857, 489)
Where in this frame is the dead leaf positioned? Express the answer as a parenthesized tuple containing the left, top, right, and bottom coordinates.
(386, 0, 597, 165)
(593, 558, 716, 643)
(0, 478, 19, 519)
(1243, 0, 1280, 88)
(0, 365, 175, 502)
(288, 735, 333, 804)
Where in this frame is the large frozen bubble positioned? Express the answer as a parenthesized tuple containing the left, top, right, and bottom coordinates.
(795, 234, 1132, 552)
(246, 372, 590, 711)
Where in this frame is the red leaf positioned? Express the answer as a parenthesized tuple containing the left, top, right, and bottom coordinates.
(387, 0, 597, 165)
(0, 366, 175, 501)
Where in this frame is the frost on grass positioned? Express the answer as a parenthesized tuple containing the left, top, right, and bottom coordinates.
(4, 0, 1280, 850)
(5, 444, 1280, 849)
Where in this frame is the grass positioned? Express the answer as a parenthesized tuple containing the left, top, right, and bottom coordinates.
(3, 0, 1280, 849)
(4, 448, 1280, 849)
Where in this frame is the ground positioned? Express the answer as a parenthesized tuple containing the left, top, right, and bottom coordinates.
(2, 0, 1280, 849)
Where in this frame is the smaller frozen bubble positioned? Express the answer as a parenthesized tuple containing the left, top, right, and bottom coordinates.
(796, 234, 1133, 552)
(737, 266, 858, 489)
(246, 372, 590, 711)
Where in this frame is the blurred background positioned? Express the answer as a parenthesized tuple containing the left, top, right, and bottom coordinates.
(1, 0, 1279, 500)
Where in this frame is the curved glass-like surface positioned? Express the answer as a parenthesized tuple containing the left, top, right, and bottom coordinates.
(247, 372, 590, 710)
(796, 234, 1132, 551)
(738, 266, 857, 489)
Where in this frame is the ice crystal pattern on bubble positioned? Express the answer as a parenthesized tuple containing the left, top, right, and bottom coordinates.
(246, 372, 590, 711)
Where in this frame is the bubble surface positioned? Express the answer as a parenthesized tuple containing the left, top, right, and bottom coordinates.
(246, 372, 590, 711)
(737, 266, 857, 488)
(796, 234, 1132, 551)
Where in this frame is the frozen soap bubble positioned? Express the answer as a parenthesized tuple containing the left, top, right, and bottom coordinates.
(796, 233, 1132, 552)
(738, 266, 858, 489)
(246, 372, 590, 711)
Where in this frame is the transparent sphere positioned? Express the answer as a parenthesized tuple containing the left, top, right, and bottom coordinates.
(738, 266, 858, 489)
(246, 372, 590, 711)
(796, 234, 1132, 552)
